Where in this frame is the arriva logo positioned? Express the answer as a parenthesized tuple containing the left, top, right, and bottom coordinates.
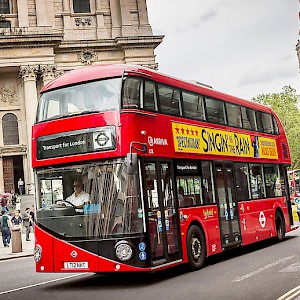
(148, 136, 168, 147)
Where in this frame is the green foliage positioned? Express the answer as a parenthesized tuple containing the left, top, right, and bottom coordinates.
(252, 86, 300, 169)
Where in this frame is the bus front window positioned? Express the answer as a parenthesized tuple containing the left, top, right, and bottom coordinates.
(35, 159, 143, 239)
(37, 77, 122, 122)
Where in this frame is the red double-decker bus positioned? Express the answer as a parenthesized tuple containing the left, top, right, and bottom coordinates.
(32, 64, 297, 273)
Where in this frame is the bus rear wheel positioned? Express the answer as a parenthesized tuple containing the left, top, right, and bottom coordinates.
(275, 212, 285, 242)
(186, 225, 206, 270)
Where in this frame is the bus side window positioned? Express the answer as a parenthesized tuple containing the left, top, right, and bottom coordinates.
(182, 91, 205, 121)
(122, 77, 142, 108)
(201, 161, 215, 204)
(249, 164, 265, 199)
(241, 107, 257, 131)
(205, 97, 226, 125)
(143, 81, 157, 111)
(158, 84, 181, 116)
(176, 177, 201, 207)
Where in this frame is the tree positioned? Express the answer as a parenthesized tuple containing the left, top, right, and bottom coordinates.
(252, 86, 300, 169)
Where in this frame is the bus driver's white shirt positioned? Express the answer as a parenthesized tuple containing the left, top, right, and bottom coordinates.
(66, 191, 90, 212)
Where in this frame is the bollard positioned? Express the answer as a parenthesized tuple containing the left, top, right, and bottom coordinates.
(11, 226, 22, 253)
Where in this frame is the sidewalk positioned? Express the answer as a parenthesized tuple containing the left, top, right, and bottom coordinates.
(0, 232, 34, 261)
(1, 194, 35, 261)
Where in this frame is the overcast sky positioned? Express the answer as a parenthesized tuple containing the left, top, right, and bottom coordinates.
(146, 0, 300, 100)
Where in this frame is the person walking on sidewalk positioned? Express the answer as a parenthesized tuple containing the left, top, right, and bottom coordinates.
(0, 210, 11, 247)
(0, 194, 9, 213)
(15, 196, 21, 212)
(22, 208, 31, 241)
(18, 178, 24, 195)
(11, 210, 22, 229)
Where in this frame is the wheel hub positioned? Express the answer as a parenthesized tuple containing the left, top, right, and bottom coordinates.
(191, 237, 201, 260)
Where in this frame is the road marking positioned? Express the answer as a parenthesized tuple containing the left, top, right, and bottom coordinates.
(277, 284, 300, 300)
(0, 274, 85, 296)
(232, 255, 296, 282)
(280, 262, 300, 273)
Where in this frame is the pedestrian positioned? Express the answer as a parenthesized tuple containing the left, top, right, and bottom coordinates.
(15, 195, 21, 212)
(22, 207, 31, 241)
(18, 178, 24, 195)
(10, 190, 17, 207)
(29, 204, 35, 228)
(11, 210, 22, 229)
(0, 210, 11, 247)
(0, 194, 9, 213)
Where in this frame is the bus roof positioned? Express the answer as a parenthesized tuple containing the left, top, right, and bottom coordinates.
(41, 64, 273, 113)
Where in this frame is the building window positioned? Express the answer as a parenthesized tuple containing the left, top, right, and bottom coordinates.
(2, 113, 19, 145)
(0, 20, 10, 28)
(0, 0, 10, 14)
(73, 0, 90, 13)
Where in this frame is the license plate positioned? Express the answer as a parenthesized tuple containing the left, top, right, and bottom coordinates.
(64, 262, 89, 269)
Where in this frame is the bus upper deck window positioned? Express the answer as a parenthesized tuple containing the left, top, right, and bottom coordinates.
(122, 77, 142, 109)
(205, 97, 225, 125)
(182, 91, 204, 121)
(158, 84, 181, 116)
(143, 81, 157, 112)
(225, 103, 242, 127)
(241, 107, 256, 131)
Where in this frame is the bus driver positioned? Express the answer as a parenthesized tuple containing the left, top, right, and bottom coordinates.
(65, 180, 90, 212)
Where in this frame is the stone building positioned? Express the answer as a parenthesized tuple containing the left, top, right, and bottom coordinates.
(0, 0, 163, 194)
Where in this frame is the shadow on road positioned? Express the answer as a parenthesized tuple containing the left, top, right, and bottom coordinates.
(42, 235, 298, 291)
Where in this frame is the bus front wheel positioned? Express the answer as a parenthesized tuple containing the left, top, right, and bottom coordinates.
(186, 225, 206, 270)
(275, 212, 285, 242)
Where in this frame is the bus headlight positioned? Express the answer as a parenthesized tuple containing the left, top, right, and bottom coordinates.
(34, 245, 42, 262)
(115, 241, 133, 261)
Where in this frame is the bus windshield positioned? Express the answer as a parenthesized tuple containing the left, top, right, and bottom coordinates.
(37, 77, 122, 122)
(35, 159, 143, 239)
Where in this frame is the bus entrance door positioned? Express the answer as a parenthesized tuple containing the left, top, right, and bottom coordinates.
(215, 162, 242, 248)
(143, 161, 181, 266)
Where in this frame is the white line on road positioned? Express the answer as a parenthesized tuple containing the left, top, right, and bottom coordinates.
(0, 274, 86, 296)
(277, 284, 300, 300)
(232, 255, 296, 282)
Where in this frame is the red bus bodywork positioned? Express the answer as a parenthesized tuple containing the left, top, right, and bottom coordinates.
(32, 64, 296, 273)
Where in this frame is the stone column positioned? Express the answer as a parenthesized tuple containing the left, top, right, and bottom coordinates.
(22, 154, 30, 194)
(95, 0, 109, 38)
(40, 65, 57, 86)
(36, 0, 55, 27)
(63, 0, 72, 30)
(119, 0, 133, 36)
(19, 66, 38, 185)
(17, 0, 29, 27)
(0, 157, 4, 192)
(137, 0, 152, 35)
(110, 0, 122, 38)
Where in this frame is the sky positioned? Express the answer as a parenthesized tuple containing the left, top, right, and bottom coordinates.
(146, 0, 300, 101)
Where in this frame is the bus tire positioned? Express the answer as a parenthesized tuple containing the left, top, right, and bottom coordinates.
(275, 212, 285, 242)
(186, 225, 206, 270)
